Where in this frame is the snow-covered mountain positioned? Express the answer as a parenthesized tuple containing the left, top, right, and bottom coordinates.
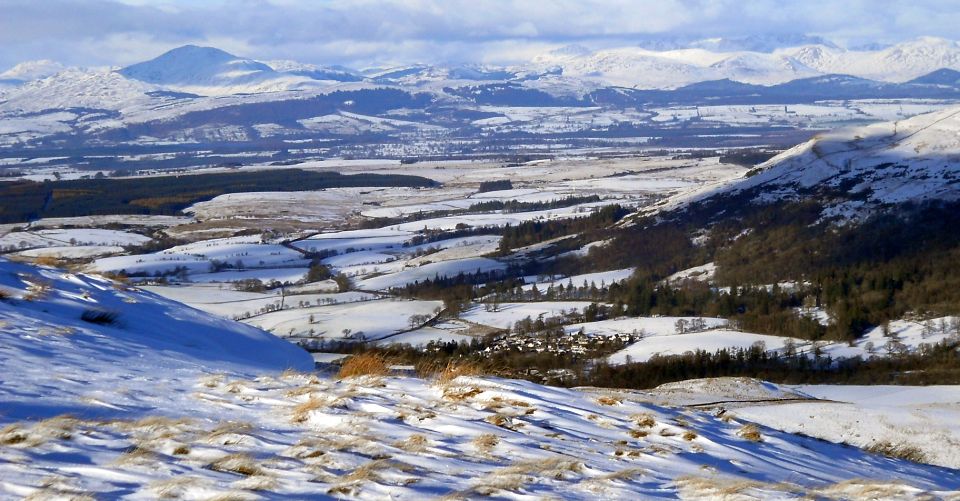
(782, 37, 960, 83)
(534, 37, 960, 88)
(0, 60, 65, 87)
(262, 59, 363, 82)
(118, 45, 326, 95)
(719, 105, 960, 216)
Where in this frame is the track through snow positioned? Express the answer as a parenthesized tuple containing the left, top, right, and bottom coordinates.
(1, 260, 960, 498)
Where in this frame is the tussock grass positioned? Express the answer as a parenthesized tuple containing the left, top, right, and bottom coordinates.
(36, 326, 76, 336)
(675, 475, 768, 498)
(23, 280, 52, 301)
(337, 353, 390, 379)
(420, 360, 486, 385)
(596, 395, 622, 406)
(32, 256, 63, 268)
(284, 385, 319, 398)
(232, 474, 278, 491)
(442, 385, 484, 402)
(0, 415, 80, 447)
(199, 374, 226, 389)
(473, 433, 500, 455)
(24, 488, 96, 501)
(738, 423, 763, 442)
(628, 429, 648, 439)
(500, 457, 584, 479)
(209, 453, 262, 477)
(394, 434, 430, 453)
(631, 413, 656, 428)
(865, 441, 927, 463)
(24, 475, 96, 501)
(597, 467, 646, 481)
(0, 424, 30, 446)
(281, 368, 321, 384)
(485, 414, 515, 429)
(114, 446, 157, 466)
(150, 476, 207, 499)
(290, 397, 326, 423)
(204, 421, 254, 446)
(682, 430, 698, 441)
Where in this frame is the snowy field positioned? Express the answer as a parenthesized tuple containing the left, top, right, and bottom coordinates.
(246, 298, 443, 341)
(636, 377, 960, 470)
(0, 228, 151, 252)
(462, 301, 601, 330)
(608, 328, 796, 364)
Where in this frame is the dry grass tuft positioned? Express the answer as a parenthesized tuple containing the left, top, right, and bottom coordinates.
(232, 474, 278, 491)
(204, 421, 254, 446)
(337, 352, 390, 379)
(864, 441, 927, 463)
(290, 397, 326, 423)
(473, 433, 500, 454)
(209, 453, 262, 477)
(501, 457, 584, 480)
(682, 430, 698, 441)
(394, 434, 430, 453)
(598, 467, 646, 481)
(596, 395, 622, 406)
(342, 459, 393, 483)
(738, 423, 763, 442)
(485, 414, 515, 429)
(114, 446, 157, 466)
(150, 476, 206, 499)
(428, 360, 486, 385)
(23, 280, 52, 301)
(199, 374, 225, 389)
(0, 424, 30, 446)
(628, 429, 648, 439)
(1, 415, 80, 447)
(631, 413, 656, 428)
(442, 385, 484, 402)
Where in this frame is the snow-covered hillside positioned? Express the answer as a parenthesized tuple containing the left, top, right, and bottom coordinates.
(0, 60, 64, 87)
(118, 45, 325, 95)
(2, 258, 959, 498)
(721, 105, 960, 215)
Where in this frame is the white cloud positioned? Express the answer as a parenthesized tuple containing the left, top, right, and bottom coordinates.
(1, 0, 959, 70)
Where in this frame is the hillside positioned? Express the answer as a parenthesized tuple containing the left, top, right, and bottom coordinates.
(721, 105, 960, 218)
(118, 45, 324, 95)
(1, 258, 958, 498)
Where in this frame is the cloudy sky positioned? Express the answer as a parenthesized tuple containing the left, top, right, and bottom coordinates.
(1, 0, 959, 70)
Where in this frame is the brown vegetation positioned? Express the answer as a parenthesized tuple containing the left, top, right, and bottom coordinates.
(337, 353, 390, 379)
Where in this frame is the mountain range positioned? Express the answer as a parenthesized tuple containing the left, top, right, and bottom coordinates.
(6, 38, 960, 155)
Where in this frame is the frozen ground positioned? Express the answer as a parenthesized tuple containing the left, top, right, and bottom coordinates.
(2, 259, 958, 499)
(245, 298, 443, 341)
(637, 377, 960, 470)
(608, 329, 796, 364)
